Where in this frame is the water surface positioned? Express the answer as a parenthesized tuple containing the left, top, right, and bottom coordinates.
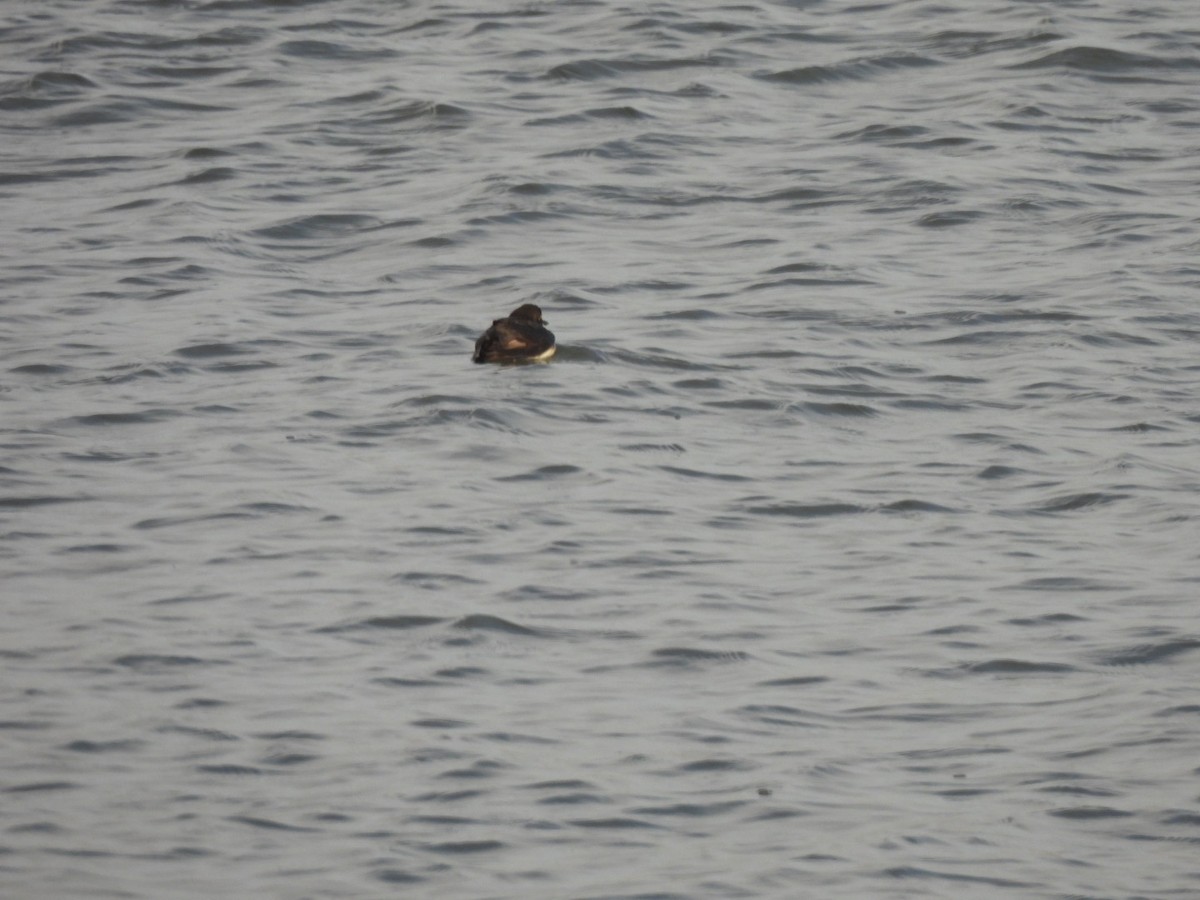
(3, 1, 1200, 897)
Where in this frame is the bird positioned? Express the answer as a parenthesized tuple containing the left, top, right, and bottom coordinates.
(472, 304, 556, 363)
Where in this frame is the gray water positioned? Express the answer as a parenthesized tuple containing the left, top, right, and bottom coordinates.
(3, 1, 1200, 897)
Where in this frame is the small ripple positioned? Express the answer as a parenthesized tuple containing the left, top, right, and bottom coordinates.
(646, 647, 750, 667)
(252, 213, 382, 241)
(315, 615, 446, 634)
(658, 465, 750, 482)
(1027, 491, 1128, 513)
(1011, 45, 1197, 78)
(495, 464, 583, 481)
(1047, 805, 1135, 820)
(760, 53, 939, 85)
(67, 409, 180, 426)
(744, 502, 866, 518)
(1097, 639, 1200, 667)
(962, 659, 1077, 675)
(0, 495, 83, 508)
(567, 817, 659, 830)
(228, 815, 317, 832)
(423, 839, 504, 854)
(794, 401, 879, 417)
(115, 654, 224, 671)
(453, 614, 543, 637)
(548, 56, 720, 81)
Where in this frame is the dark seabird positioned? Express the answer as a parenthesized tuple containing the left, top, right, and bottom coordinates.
(472, 304, 556, 363)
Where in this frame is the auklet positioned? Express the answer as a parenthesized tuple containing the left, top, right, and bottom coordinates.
(472, 304, 556, 363)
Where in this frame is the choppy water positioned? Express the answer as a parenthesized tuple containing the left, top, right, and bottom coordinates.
(3, 1, 1200, 897)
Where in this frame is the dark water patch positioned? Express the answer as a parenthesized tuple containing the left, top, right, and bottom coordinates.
(647, 647, 750, 666)
(1107, 421, 1170, 433)
(608, 348, 727, 372)
(453, 614, 542, 637)
(391, 571, 483, 588)
(676, 758, 752, 773)
(4, 781, 79, 795)
(760, 53, 939, 85)
(179, 166, 236, 185)
(1008, 613, 1087, 626)
(228, 815, 317, 832)
(567, 817, 659, 830)
(924, 329, 1039, 347)
(56, 451, 150, 465)
(174, 340, 255, 360)
(1011, 45, 1197, 78)
(1038, 784, 1116, 798)
(838, 123, 929, 143)
(793, 401, 878, 417)
(61, 739, 145, 754)
(1011, 576, 1122, 592)
(135, 511, 255, 530)
(977, 465, 1025, 479)
(739, 704, 821, 728)
(8, 822, 63, 834)
(423, 839, 504, 854)
(253, 213, 382, 241)
(373, 677, 445, 688)
(437, 759, 507, 780)
(881, 499, 959, 514)
(673, 377, 725, 391)
(916, 209, 985, 228)
(10, 363, 74, 375)
(1161, 812, 1200, 826)
(374, 869, 425, 884)
(633, 801, 746, 817)
(67, 409, 179, 426)
(926, 28, 1064, 59)
(1097, 639, 1200, 667)
(1157, 705, 1200, 717)
(276, 39, 397, 62)
(56, 541, 132, 553)
(963, 659, 1077, 675)
(262, 753, 316, 767)
(647, 308, 723, 322)
(499, 584, 596, 602)
(658, 465, 750, 482)
(99, 365, 187, 383)
(316, 615, 445, 634)
(529, 105, 651, 126)
(757, 676, 828, 687)
(182, 146, 234, 161)
(196, 764, 265, 776)
(548, 56, 720, 81)
(525, 779, 596, 791)
(703, 398, 779, 411)
(0, 495, 83, 509)
(537, 791, 609, 805)
(368, 100, 469, 128)
(150, 591, 232, 606)
(1026, 492, 1128, 514)
(237, 502, 311, 516)
(744, 502, 867, 518)
(495, 464, 583, 481)
(880, 865, 1038, 888)
(115, 654, 224, 671)
(411, 788, 485, 803)
(173, 698, 226, 710)
(1047, 805, 1135, 820)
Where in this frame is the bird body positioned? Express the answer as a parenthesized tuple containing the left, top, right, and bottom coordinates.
(472, 304, 556, 363)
